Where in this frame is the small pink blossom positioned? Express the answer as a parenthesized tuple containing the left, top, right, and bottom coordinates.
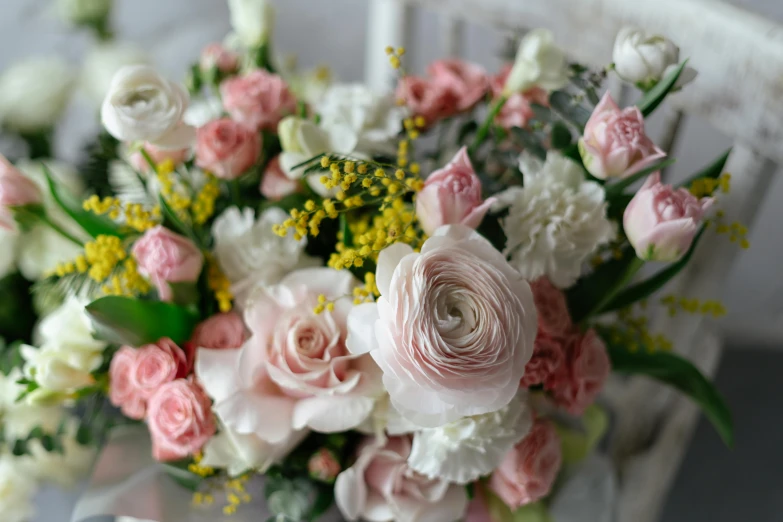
(133, 338, 190, 399)
(147, 379, 216, 461)
(489, 419, 562, 508)
(260, 155, 301, 201)
(429, 59, 489, 112)
(624, 172, 712, 262)
(191, 312, 247, 350)
(220, 70, 297, 131)
(132, 226, 204, 301)
(130, 142, 190, 174)
(308, 448, 341, 482)
(108, 347, 146, 420)
(195, 118, 261, 179)
(0, 155, 42, 230)
(490, 65, 549, 130)
(531, 278, 572, 336)
(415, 147, 495, 235)
(520, 333, 565, 389)
(551, 329, 611, 415)
(396, 75, 455, 128)
(200, 43, 240, 74)
(579, 92, 666, 179)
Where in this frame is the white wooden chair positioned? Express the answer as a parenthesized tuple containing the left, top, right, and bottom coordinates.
(365, 1, 782, 521)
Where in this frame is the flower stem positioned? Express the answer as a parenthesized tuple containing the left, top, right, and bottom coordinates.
(229, 179, 242, 207)
(468, 96, 507, 158)
(40, 213, 82, 246)
(585, 256, 645, 322)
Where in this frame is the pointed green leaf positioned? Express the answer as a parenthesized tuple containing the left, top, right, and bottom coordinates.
(605, 158, 676, 197)
(550, 122, 573, 149)
(678, 149, 731, 189)
(86, 296, 199, 346)
(637, 60, 688, 117)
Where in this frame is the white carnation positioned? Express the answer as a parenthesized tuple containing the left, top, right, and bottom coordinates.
(494, 152, 616, 287)
(211, 207, 316, 308)
(0, 57, 74, 133)
(407, 390, 533, 484)
(81, 42, 149, 105)
(0, 455, 37, 522)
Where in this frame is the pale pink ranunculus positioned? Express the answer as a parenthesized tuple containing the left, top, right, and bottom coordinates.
(191, 312, 247, 350)
(530, 278, 572, 336)
(396, 75, 455, 128)
(415, 147, 495, 235)
(520, 333, 565, 389)
(200, 43, 240, 74)
(132, 226, 204, 301)
(133, 338, 190, 399)
(260, 155, 301, 201)
(551, 329, 611, 415)
(129, 142, 190, 173)
(195, 118, 261, 179)
(220, 70, 297, 131)
(346, 225, 538, 427)
(429, 59, 489, 113)
(108, 346, 146, 420)
(490, 419, 562, 508)
(308, 448, 341, 482)
(335, 436, 468, 522)
(147, 379, 216, 462)
(490, 65, 549, 130)
(0, 155, 42, 230)
(579, 92, 666, 179)
(624, 172, 713, 262)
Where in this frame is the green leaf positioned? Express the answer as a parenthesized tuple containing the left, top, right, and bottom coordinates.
(510, 128, 547, 160)
(42, 164, 123, 239)
(605, 158, 676, 197)
(549, 91, 591, 129)
(161, 463, 204, 492)
(85, 296, 199, 346)
(550, 122, 573, 149)
(637, 60, 688, 117)
(599, 227, 706, 313)
(339, 213, 353, 248)
(678, 149, 731, 189)
(457, 120, 479, 145)
(158, 195, 192, 240)
(605, 341, 733, 446)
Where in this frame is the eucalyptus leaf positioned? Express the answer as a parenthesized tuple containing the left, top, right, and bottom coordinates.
(550, 122, 572, 149)
(510, 128, 547, 160)
(636, 60, 688, 117)
(549, 91, 591, 129)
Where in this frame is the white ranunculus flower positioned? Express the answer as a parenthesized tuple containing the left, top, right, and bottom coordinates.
(0, 57, 74, 133)
(57, 0, 111, 25)
(211, 207, 316, 308)
(81, 42, 149, 105)
(101, 65, 195, 149)
(407, 390, 533, 484)
(0, 455, 37, 522)
(317, 84, 405, 155)
(228, 0, 275, 48)
(493, 152, 616, 288)
(504, 29, 569, 94)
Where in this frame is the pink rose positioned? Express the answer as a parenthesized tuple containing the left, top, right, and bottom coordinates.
(108, 347, 146, 420)
(531, 278, 572, 336)
(195, 118, 261, 179)
(133, 338, 190, 399)
(579, 92, 666, 179)
(132, 226, 204, 301)
(220, 70, 297, 131)
(335, 436, 468, 522)
(520, 333, 565, 389)
(429, 59, 489, 112)
(490, 419, 562, 508)
(191, 312, 247, 350)
(130, 142, 190, 174)
(551, 329, 611, 415)
(415, 147, 495, 235)
(396, 75, 455, 128)
(200, 43, 239, 74)
(490, 65, 549, 130)
(147, 379, 216, 461)
(260, 155, 301, 201)
(308, 448, 341, 482)
(0, 155, 42, 230)
(347, 225, 538, 427)
(624, 172, 713, 262)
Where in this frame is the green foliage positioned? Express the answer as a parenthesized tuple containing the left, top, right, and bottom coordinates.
(76, 131, 120, 198)
(549, 91, 591, 129)
(550, 122, 573, 149)
(678, 149, 731, 189)
(604, 158, 676, 198)
(636, 60, 689, 117)
(0, 272, 36, 343)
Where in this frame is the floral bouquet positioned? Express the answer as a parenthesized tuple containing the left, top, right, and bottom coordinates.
(0, 1, 737, 521)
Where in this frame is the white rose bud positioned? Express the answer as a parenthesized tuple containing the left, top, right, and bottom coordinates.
(228, 0, 275, 49)
(57, 0, 112, 25)
(81, 42, 149, 105)
(101, 65, 195, 149)
(612, 27, 692, 87)
(504, 29, 569, 94)
(0, 58, 74, 133)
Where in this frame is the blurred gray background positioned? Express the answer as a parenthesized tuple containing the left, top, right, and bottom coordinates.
(0, 0, 779, 521)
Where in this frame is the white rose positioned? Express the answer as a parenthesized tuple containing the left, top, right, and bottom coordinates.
(81, 42, 149, 105)
(101, 65, 195, 149)
(504, 29, 569, 94)
(0, 57, 74, 133)
(21, 343, 98, 398)
(57, 0, 111, 25)
(0, 455, 37, 522)
(613, 26, 683, 86)
(317, 84, 405, 155)
(35, 296, 107, 355)
(228, 0, 275, 48)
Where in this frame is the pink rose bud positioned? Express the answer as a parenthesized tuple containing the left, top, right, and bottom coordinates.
(415, 147, 495, 235)
(429, 59, 489, 113)
(578, 92, 665, 179)
(195, 118, 261, 180)
(0, 154, 42, 230)
(132, 226, 203, 301)
(190, 312, 247, 350)
(624, 172, 713, 262)
(396, 75, 455, 128)
(489, 419, 563, 508)
(108, 346, 146, 420)
(147, 379, 216, 461)
(220, 70, 297, 132)
(200, 43, 239, 74)
(130, 142, 190, 174)
(308, 448, 341, 483)
(551, 329, 610, 415)
(490, 65, 549, 130)
(260, 155, 301, 201)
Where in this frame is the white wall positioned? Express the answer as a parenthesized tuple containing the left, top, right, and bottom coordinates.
(2, 0, 781, 345)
